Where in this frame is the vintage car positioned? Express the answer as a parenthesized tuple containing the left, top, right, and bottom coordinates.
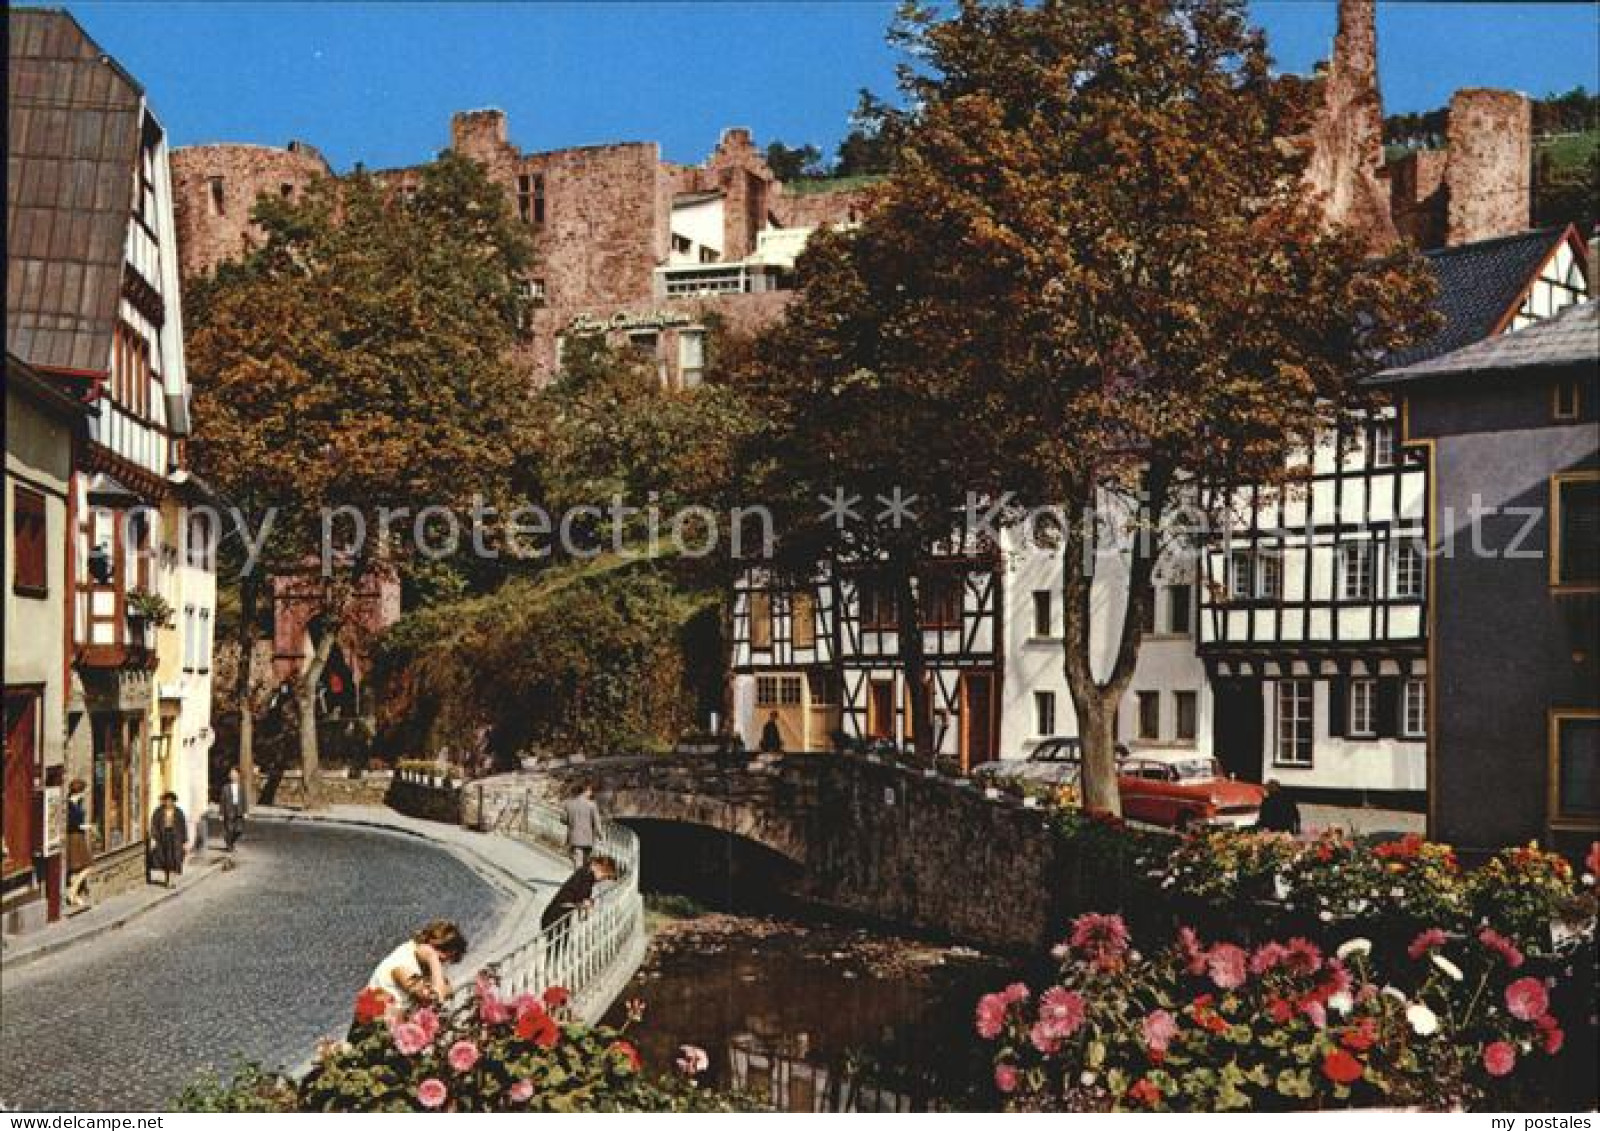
(1115, 751, 1267, 828)
(971, 738, 1131, 787)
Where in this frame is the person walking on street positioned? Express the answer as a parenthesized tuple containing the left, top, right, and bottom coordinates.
(65, 779, 94, 908)
(563, 783, 601, 868)
(1255, 779, 1302, 835)
(365, 920, 469, 1018)
(760, 711, 784, 754)
(541, 855, 618, 932)
(219, 766, 248, 850)
(148, 791, 188, 888)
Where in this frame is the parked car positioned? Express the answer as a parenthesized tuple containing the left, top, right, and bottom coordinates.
(972, 738, 1131, 787)
(1116, 751, 1267, 829)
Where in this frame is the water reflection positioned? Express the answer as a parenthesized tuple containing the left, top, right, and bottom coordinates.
(603, 912, 1011, 1112)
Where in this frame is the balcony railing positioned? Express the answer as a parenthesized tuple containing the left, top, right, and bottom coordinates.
(655, 261, 787, 299)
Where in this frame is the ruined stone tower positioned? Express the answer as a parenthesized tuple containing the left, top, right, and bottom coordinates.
(1304, 0, 1399, 253)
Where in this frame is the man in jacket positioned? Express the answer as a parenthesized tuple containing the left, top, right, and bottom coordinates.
(219, 765, 248, 850)
(541, 855, 618, 932)
(562, 783, 601, 868)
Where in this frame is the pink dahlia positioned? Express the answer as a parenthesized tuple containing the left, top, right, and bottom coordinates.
(975, 993, 1008, 1040)
(1505, 976, 1549, 1022)
(447, 1039, 480, 1073)
(413, 1007, 440, 1043)
(1029, 1021, 1061, 1054)
(1070, 913, 1130, 971)
(1001, 981, 1031, 1004)
(1207, 943, 1249, 990)
(1479, 928, 1525, 969)
(416, 1078, 448, 1109)
(1249, 942, 1288, 976)
(1141, 1009, 1179, 1054)
(476, 977, 513, 1026)
(1407, 928, 1448, 960)
(994, 1063, 1019, 1094)
(1037, 987, 1087, 1038)
(1483, 1041, 1516, 1078)
(509, 1080, 535, 1103)
(391, 1021, 429, 1056)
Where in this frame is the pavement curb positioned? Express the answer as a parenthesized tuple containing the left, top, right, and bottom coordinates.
(0, 854, 230, 972)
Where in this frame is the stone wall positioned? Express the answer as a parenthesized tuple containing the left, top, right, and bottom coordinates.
(271, 770, 393, 808)
(170, 142, 331, 277)
(385, 772, 463, 824)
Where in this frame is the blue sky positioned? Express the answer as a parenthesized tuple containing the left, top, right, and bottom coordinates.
(62, 2, 1600, 171)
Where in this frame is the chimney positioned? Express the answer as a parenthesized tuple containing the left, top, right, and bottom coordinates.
(1444, 89, 1532, 245)
(450, 109, 510, 162)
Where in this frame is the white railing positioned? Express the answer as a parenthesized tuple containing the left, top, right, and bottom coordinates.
(453, 793, 646, 1025)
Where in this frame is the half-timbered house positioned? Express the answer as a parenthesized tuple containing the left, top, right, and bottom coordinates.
(7, 8, 215, 905)
(1198, 225, 1591, 804)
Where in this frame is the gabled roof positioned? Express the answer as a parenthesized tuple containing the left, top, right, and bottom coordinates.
(1383, 225, 1582, 369)
(1376, 299, 1598, 384)
(6, 7, 144, 376)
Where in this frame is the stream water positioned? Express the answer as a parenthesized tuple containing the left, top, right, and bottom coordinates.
(602, 909, 1015, 1111)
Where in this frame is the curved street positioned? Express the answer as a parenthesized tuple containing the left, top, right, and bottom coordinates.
(0, 821, 504, 1112)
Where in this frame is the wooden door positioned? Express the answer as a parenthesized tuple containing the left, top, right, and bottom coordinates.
(1212, 678, 1264, 782)
(867, 680, 895, 740)
(3, 692, 40, 880)
(960, 672, 995, 772)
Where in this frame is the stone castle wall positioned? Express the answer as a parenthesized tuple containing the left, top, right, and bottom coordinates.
(1445, 89, 1533, 247)
(171, 142, 331, 278)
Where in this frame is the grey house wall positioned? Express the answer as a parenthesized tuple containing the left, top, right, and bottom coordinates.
(1407, 366, 1598, 853)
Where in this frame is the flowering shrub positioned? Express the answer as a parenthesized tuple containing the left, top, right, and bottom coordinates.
(1467, 843, 1595, 952)
(183, 978, 761, 1113)
(977, 913, 1579, 1111)
(1160, 829, 1300, 906)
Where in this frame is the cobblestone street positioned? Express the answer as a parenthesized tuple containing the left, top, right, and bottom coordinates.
(0, 820, 504, 1111)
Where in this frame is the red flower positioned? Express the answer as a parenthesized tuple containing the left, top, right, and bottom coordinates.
(1407, 928, 1448, 960)
(1339, 1018, 1378, 1052)
(1321, 1049, 1364, 1085)
(515, 1007, 560, 1049)
(1267, 996, 1295, 1024)
(1478, 928, 1525, 969)
(1536, 1015, 1565, 1055)
(610, 1040, 641, 1073)
(1283, 937, 1322, 976)
(1505, 976, 1549, 1022)
(1483, 1041, 1516, 1077)
(543, 985, 571, 1010)
(354, 986, 393, 1025)
(1126, 1077, 1162, 1108)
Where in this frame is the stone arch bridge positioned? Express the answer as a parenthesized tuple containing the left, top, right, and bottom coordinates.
(463, 752, 1080, 952)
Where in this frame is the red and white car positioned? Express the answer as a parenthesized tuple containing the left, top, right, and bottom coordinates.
(1116, 751, 1267, 829)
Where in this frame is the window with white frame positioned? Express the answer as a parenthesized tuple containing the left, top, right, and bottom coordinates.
(1339, 542, 1374, 600)
(1393, 539, 1425, 599)
(1403, 678, 1426, 738)
(1371, 420, 1396, 468)
(1228, 550, 1280, 601)
(1275, 679, 1314, 766)
(1349, 678, 1377, 737)
(1034, 691, 1056, 737)
(678, 329, 706, 388)
(756, 674, 802, 707)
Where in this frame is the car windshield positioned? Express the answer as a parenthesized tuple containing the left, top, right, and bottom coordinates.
(1171, 758, 1220, 781)
(1031, 743, 1077, 762)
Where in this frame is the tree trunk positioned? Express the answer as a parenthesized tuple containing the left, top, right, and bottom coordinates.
(296, 630, 338, 810)
(893, 569, 936, 767)
(234, 574, 260, 806)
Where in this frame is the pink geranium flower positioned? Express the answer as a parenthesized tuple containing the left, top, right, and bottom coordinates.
(413, 1007, 440, 1043)
(1029, 1021, 1061, 1054)
(391, 1021, 429, 1056)
(476, 977, 513, 1026)
(1070, 913, 1131, 971)
(1001, 981, 1031, 1004)
(447, 1039, 480, 1073)
(1407, 928, 1448, 960)
(1483, 1041, 1516, 1077)
(1038, 987, 1086, 1038)
(508, 1080, 534, 1103)
(1505, 976, 1549, 1022)
(975, 993, 1008, 1040)
(417, 1078, 448, 1109)
(1207, 944, 1249, 990)
(1249, 942, 1288, 976)
(1479, 928, 1525, 969)
(1141, 1009, 1179, 1054)
(994, 1063, 1019, 1094)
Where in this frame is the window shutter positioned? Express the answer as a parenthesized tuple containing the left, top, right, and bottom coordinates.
(1328, 677, 1347, 739)
(1376, 677, 1401, 738)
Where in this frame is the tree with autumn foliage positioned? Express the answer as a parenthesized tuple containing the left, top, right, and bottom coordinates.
(754, 0, 1436, 808)
(184, 152, 535, 806)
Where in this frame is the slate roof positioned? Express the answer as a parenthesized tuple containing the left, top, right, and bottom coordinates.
(1376, 298, 1598, 383)
(1382, 226, 1575, 370)
(6, 8, 144, 375)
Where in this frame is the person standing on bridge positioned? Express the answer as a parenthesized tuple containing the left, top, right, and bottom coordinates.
(563, 782, 601, 868)
(541, 855, 618, 932)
